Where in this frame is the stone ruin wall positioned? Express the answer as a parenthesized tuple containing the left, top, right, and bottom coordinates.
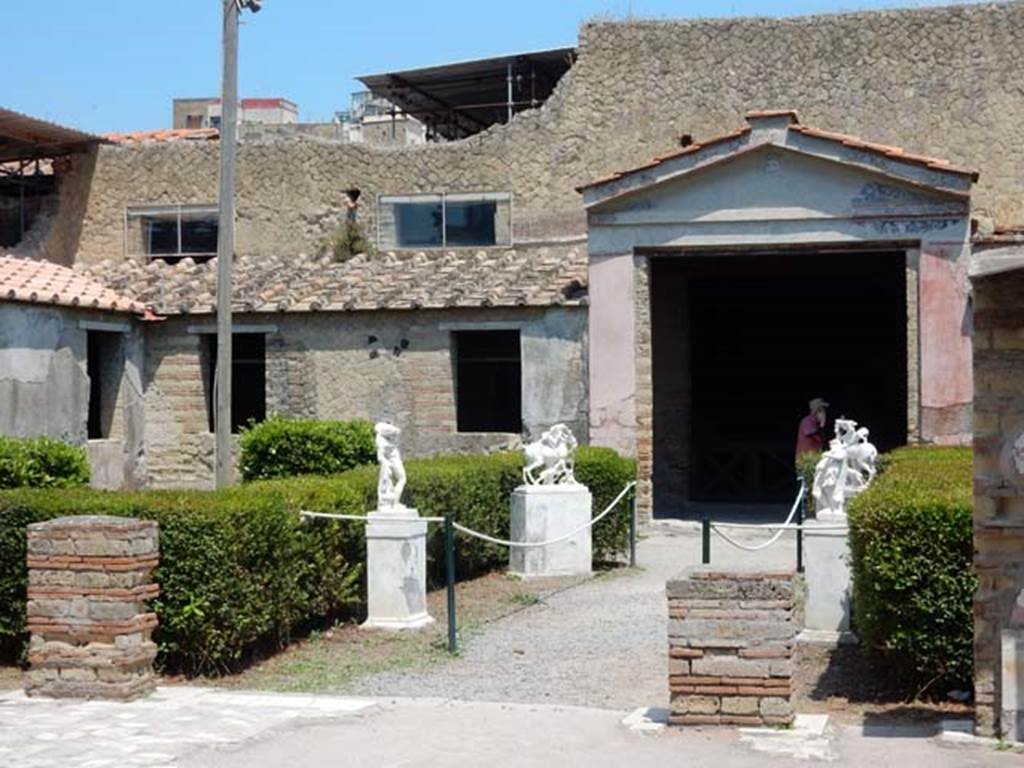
(28, 2, 1024, 267)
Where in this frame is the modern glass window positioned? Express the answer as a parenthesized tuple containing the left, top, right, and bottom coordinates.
(453, 330, 522, 433)
(125, 204, 219, 263)
(378, 192, 511, 249)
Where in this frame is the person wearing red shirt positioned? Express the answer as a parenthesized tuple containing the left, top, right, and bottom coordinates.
(795, 397, 829, 460)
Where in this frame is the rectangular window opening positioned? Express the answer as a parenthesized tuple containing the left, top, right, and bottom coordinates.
(86, 331, 124, 440)
(453, 330, 521, 433)
(126, 204, 218, 263)
(379, 192, 511, 250)
(204, 333, 267, 434)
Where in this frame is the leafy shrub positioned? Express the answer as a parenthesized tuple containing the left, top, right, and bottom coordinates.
(0, 447, 635, 674)
(795, 451, 820, 516)
(0, 436, 90, 489)
(847, 446, 974, 692)
(239, 416, 375, 481)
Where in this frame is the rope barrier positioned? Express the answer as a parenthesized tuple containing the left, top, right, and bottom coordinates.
(709, 483, 805, 552)
(299, 511, 446, 524)
(453, 481, 637, 549)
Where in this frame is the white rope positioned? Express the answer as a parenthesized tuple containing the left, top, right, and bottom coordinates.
(709, 483, 805, 552)
(299, 511, 446, 524)
(453, 481, 637, 549)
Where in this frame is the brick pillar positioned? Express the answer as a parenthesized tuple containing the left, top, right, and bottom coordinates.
(667, 567, 796, 727)
(25, 516, 159, 699)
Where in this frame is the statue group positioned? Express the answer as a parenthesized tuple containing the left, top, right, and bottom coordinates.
(522, 423, 579, 486)
(812, 418, 878, 518)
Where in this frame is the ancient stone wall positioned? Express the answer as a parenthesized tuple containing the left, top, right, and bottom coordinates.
(25, 516, 159, 699)
(42, 3, 1024, 267)
(667, 567, 796, 727)
(971, 265, 1024, 737)
(143, 306, 587, 489)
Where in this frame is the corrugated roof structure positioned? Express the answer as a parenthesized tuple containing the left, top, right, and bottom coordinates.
(0, 107, 105, 162)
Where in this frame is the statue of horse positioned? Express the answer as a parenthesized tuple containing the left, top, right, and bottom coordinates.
(522, 424, 578, 486)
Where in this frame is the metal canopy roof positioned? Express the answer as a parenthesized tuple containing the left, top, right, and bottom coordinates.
(0, 107, 105, 163)
(358, 47, 576, 141)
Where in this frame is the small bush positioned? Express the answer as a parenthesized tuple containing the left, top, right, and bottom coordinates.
(239, 416, 375, 481)
(0, 446, 635, 675)
(795, 451, 820, 516)
(0, 436, 90, 489)
(847, 446, 974, 693)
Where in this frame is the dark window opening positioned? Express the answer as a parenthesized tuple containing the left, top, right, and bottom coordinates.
(395, 199, 443, 247)
(204, 334, 266, 433)
(0, 173, 56, 248)
(453, 330, 521, 432)
(86, 331, 123, 440)
(445, 200, 496, 246)
(127, 205, 218, 263)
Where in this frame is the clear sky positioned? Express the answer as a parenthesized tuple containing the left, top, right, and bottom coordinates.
(5, 0, 980, 134)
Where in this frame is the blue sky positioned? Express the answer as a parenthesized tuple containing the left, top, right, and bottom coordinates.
(6, 0, 978, 134)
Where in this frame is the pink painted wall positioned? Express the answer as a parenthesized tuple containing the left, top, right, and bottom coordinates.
(588, 252, 636, 456)
(919, 242, 973, 442)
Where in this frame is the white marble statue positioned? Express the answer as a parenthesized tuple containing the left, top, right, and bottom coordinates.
(812, 418, 878, 519)
(375, 421, 408, 513)
(522, 424, 579, 486)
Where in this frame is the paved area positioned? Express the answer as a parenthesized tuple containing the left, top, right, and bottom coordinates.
(344, 525, 800, 707)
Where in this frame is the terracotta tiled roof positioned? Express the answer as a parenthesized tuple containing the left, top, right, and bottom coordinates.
(103, 128, 219, 145)
(84, 247, 587, 316)
(0, 255, 145, 314)
(577, 109, 978, 192)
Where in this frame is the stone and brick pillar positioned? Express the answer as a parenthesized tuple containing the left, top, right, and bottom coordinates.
(667, 566, 796, 727)
(25, 516, 159, 699)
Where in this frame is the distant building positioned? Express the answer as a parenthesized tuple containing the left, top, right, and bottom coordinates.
(172, 97, 298, 129)
(333, 91, 426, 146)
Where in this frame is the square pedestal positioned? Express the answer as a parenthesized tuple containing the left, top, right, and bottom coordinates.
(363, 512, 434, 630)
(803, 520, 852, 634)
(510, 485, 593, 578)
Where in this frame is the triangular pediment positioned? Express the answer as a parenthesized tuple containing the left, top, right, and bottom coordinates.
(589, 144, 967, 226)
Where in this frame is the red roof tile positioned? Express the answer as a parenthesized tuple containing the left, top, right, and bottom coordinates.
(104, 128, 219, 145)
(577, 110, 978, 192)
(0, 255, 145, 314)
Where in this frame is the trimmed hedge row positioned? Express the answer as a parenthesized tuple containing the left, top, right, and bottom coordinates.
(847, 446, 974, 692)
(0, 436, 90, 489)
(239, 416, 375, 481)
(0, 447, 634, 675)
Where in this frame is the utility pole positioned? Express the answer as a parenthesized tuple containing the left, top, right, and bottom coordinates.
(215, 0, 260, 488)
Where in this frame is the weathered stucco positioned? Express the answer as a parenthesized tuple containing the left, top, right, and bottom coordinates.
(143, 307, 587, 489)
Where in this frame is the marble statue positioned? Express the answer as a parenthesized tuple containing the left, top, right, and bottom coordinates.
(812, 418, 878, 519)
(522, 423, 579, 486)
(375, 421, 408, 513)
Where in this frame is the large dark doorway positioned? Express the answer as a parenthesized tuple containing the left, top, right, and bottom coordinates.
(652, 250, 907, 512)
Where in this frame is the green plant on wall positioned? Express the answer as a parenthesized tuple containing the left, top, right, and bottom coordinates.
(319, 219, 372, 263)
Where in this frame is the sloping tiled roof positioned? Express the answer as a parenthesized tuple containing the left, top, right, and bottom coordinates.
(104, 128, 219, 145)
(84, 247, 587, 316)
(0, 255, 145, 314)
(577, 109, 978, 192)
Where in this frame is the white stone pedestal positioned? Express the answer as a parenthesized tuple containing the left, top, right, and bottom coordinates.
(509, 485, 592, 578)
(363, 511, 434, 630)
(803, 518, 852, 636)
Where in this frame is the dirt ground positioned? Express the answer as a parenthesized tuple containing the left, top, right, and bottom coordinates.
(793, 643, 973, 726)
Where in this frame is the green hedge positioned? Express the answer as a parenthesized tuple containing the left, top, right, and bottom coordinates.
(847, 446, 974, 692)
(239, 416, 375, 481)
(0, 447, 635, 675)
(0, 436, 90, 489)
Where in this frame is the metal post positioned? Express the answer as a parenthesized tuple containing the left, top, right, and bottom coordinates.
(629, 485, 637, 568)
(215, 0, 240, 489)
(444, 513, 457, 654)
(701, 514, 711, 565)
(796, 479, 805, 574)
(506, 62, 513, 122)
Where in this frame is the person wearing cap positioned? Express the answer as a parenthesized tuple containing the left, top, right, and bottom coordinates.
(796, 398, 829, 459)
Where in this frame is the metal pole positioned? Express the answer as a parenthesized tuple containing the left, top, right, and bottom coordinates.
(701, 514, 711, 565)
(796, 479, 805, 574)
(628, 486, 637, 568)
(215, 0, 239, 489)
(444, 514, 457, 654)
(506, 62, 513, 122)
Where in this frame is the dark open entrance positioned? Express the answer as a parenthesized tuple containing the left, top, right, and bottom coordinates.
(652, 249, 907, 515)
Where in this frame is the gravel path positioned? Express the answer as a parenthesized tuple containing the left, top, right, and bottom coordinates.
(344, 527, 798, 710)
